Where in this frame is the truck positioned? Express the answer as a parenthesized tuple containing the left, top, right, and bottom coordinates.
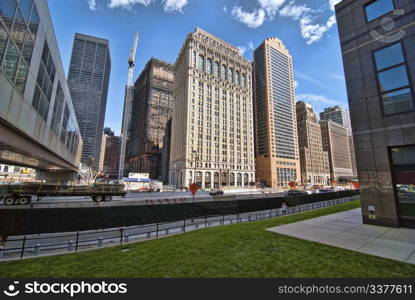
(0, 183, 126, 206)
(123, 178, 163, 193)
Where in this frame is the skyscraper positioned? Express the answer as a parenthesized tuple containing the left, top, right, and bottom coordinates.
(126, 58, 174, 180)
(170, 28, 255, 189)
(320, 120, 354, 181)
(103, 127, 120, 178)
(253, 37, 300, 188)
(296, 101, 330, 186)
(68, 33, 111, 171)
(319, 106, 351, 131)
(336, 0, 415, 227)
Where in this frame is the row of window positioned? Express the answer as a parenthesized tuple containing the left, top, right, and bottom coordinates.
(195, 53, 248, 87)
(0, 0, 38, 94)
(373, 41, 414, 115)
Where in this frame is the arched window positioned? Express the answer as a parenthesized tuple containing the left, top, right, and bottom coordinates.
(205, 172, 212, 189)
(214, 172, 220, 188)
(197, 55, 205, 71)
(237, 173, 242, 186)
(244, 174, 249, 186)
(229, 68, 234, 82)
(214, 62, 219, 76)
(221, 172, 227, 186)
(193, 51, 196, 68)
(241, 74, 246, 87)
(221, 64, 227, 80)
(207, 58, 212, 74)
(235, 71, 240, 85)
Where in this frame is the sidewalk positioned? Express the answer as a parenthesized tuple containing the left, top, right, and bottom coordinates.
(267, 208, 415, 264)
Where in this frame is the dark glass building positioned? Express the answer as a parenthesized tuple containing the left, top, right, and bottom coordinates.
(336, 0, 415, 227)
(68, 33, 111, 171)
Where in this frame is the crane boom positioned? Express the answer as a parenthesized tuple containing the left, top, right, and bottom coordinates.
(119, 33, 139, 180)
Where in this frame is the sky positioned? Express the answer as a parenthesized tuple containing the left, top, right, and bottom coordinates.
(48, 0, 346, 135)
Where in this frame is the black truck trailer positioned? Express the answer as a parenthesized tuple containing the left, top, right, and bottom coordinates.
(0, 183, 126, 205)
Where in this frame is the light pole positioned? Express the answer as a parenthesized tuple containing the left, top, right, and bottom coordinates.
(192, 149, 197, 186)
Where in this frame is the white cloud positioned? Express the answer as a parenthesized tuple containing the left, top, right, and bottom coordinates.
(108, 0, 155, 10)
(231, 7, 266, 29)
(294, 80, 299, 89)
(163, 0, 188, 13)
(88, 0, 97, 10)
(296, 71, 330, 90)
(223, 6, 227, 12)
(279, 1, 310, 20)
(329, 0, 342, 11)
(230, 0, 338, 45)
(237, 46, 247, 56)
(237, 41, 256, 56)
(297, 94, 343, 111)
(299, 14, 337, 45)
(258, 0, 286, 17)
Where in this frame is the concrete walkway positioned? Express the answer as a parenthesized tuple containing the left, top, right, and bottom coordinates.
(267, 208, 415, 264)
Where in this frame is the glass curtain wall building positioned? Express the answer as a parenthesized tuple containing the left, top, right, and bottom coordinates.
(0, 0, 82, 173)
(67, 33, 111, 171)
(336, 0, 415, 227)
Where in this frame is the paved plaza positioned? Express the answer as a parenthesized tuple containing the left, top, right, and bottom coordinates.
(267, 208, 415, 264)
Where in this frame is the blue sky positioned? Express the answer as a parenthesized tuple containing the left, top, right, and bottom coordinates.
(48, 0, 347, 135)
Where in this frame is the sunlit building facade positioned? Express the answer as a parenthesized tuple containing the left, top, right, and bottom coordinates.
(170, 28, 255, 189)
(253, 37, 300, 188)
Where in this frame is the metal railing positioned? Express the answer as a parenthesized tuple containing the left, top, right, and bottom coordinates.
(0, 196, 359, 261)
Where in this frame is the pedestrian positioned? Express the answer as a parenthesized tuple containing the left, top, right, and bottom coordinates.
(282, 202, 287, 215)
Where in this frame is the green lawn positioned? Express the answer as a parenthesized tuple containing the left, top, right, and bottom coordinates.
(1, 200, 415, 278)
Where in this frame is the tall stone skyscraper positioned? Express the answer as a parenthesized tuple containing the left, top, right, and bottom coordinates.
(296, 102, 330, 186)
(126, 58, 174, 180)
(68, 33, 111, 170)
(253, 37, 300, 188)
(320, 120, 353, 181)
(169, 28, 255, 189)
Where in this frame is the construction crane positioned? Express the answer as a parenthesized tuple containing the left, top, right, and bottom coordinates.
(119, 32, 139, 180)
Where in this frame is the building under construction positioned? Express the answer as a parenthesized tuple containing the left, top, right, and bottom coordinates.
(126, 58, 174, 180)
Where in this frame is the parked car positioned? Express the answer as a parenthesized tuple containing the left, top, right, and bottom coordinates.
(210, 190, 224, 196)
(318, 188, 332, 193)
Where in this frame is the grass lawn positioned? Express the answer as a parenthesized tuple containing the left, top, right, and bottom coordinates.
(1, 200, 415, 278)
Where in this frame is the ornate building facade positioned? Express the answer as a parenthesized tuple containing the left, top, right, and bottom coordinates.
(296, 101, 330, 186)
(169, 28, 255, 189)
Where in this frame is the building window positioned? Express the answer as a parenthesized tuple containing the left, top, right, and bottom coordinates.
(50, 82, 65, 135)
(374, 42, 414, 115)
(214, 61, 219, 76)
(221, 64, 227, 80)
(390, 146, 415, 221)
(0, 0, 17, 30)
(229, 68, 234, 82)
(241, 74, 246, 87)
(0, 0, 38, 93)
(2, 41, 19, 81)
(365, 0, 394, 22)
(207, 58, 212, 74)
(235, 71, 240, 85)
(197, 54, 204, 71)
